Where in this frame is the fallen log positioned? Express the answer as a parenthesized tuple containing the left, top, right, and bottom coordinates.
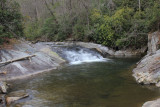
(0, 55, 36, 65)
(6, 94, 29, 105)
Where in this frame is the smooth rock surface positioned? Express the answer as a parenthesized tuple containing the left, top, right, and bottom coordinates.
(0, 41, 146, 80)
(143, 99, 160, 107)
(148, 31, 160, 54)
(0, 81, 8, 94)
(133, 31, 160, 107)
(133, 31, 160, 86)
(6, 95, 29, 105)
(133, 50, 160, 86)
(75, 42, 146, 56)
(43, 42, 146, 56)
(0, 94, 6, 106)
(0, 41, 66, 80)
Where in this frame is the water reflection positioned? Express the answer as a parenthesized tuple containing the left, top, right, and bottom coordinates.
(10, 57, 160, 107)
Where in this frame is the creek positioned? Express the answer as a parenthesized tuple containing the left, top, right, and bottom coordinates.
(9, 46, 160, 107)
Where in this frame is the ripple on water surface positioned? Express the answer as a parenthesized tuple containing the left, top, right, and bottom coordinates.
(10, 57, 160, 107)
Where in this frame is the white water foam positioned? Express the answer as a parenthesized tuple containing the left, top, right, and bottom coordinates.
(64, 48, 107, 65)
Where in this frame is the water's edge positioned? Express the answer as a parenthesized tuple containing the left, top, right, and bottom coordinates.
(0, 41, 153, 107)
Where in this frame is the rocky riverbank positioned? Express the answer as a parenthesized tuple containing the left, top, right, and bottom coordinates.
(0, 40, 67, 106)
(0, 39, 150, 106)
(132, 31, 160, 106)
(133, 31, 160, 87)
(0, 40, 145, 80)
(0, 40, 66, 81)
(0, 81, 31, 106)
(45, 41, 147, 57)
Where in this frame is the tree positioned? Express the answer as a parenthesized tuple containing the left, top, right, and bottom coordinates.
(138, 0, 141, 12)
(0, 0, 23, 43)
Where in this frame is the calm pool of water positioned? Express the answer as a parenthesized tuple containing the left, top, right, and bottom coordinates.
(10, 57, 160, 107)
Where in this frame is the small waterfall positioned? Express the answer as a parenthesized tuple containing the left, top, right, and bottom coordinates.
(58, 47, 107, 64)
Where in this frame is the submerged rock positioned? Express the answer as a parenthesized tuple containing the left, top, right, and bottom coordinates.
(6, 90, 30, 105)
(6, 94, 29, 105)
(6, 95, 29, 105)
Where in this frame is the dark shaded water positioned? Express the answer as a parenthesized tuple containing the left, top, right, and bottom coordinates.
(10, 57, 160, 107)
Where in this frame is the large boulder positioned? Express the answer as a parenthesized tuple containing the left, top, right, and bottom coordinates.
(133, 31, 160, 106)
(133, 50, 160, 86)
(143, 98, 160, 107)
(148, 31, 160, 54)
(133, 31, 160, 86)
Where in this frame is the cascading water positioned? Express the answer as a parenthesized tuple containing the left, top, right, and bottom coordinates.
(52, 46, 107, 64)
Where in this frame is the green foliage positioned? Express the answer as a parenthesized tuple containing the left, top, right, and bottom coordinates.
(90, 0, 160, 49)
(90, 9, 102, 24)
(73, 24, 85, 41)
(0, 0, 23, 44)
(41, 16, 59, 40)
(24, 22, 41, 41)
(24, 0, 160, 50)
(41, 15, 71, 41)
(94, 7, 133, 47)
(144, 3, 160, 31)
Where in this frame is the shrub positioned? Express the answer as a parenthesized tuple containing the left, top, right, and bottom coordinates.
(0, 0, 23, 44)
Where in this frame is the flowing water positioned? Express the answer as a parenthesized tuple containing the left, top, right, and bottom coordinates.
(61, 47, 106, 64)
(51, 46, 107, 65)
(9, 47, 160, 107)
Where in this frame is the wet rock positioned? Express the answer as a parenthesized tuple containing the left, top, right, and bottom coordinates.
(0, 94, 6, 106)
(75, 42, 147, 56)
(22, 105, 33, 107)
(133, 50, 160, 86)
(6, 90, 29, 105)
(40, 47, 66, 64)
(0, 41, 66, 80)
(133, 32, 160, 85)
(46, 42, 146, 56)
(6, 94, 29, 105)
(114, 51, 125, 56)
(0, 81, 8, 94)
(143, 98, 160, 107)
(75, 42, 115, 56)
(114, 47, 147, 57)
(0, 40, 146, 80)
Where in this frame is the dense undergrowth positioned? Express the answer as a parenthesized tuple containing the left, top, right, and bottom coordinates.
(0, 0, 23, 44)
(1, 0, 160, 50)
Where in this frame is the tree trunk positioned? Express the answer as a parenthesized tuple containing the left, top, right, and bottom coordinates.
(139, 0, 141, 12)
(0, 55, 36, 66)
(35, 0, 39, 21)
(44, 0, 58, 24)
